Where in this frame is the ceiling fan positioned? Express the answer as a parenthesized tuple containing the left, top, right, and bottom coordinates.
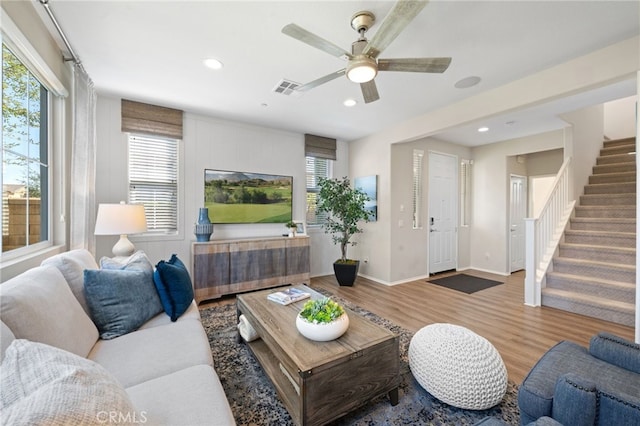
(282, 0, 451, 104)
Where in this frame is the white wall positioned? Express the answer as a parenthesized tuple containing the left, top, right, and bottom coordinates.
(605, 95, 638, 140)
(470, 130, 565, 275)
(94, 95, 347, 276)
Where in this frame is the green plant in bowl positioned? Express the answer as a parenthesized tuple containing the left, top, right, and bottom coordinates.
(299, 298, 345, 324)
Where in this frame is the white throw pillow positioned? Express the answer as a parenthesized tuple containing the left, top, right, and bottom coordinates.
(0, 265, 99, 357)
(0, 339, 138, 425)
(41, 249, 100, 315)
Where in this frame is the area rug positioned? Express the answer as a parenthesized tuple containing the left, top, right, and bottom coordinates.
(201, 288, 520, 425)
(427, 274, 503, 294)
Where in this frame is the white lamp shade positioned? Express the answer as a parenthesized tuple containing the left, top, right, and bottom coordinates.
(94, 203, 147, 235)
(346, 56, 378, 83)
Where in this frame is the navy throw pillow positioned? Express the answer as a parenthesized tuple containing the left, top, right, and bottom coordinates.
(153, 254, 194, 322)
(84, 267, 164, 340)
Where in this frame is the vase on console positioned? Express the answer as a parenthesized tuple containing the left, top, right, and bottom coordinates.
(194, 207, 214, 242)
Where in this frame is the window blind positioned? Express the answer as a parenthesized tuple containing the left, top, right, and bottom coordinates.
(121, 99, 183, 139)
(128, 135, 178, 234)
(412, 149, 424, 229)
(305, 156, 330, 225)
(305, 134, 336, 160)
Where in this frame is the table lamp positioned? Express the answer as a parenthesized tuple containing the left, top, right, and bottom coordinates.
(95, 201, 147, 257)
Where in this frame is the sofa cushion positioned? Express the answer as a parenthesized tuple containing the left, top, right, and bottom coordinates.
(0, 340, 136, 425)
(84, 267, 163, 340)
(1, 320, 15, 363)
(590, 332, 640, 374)
(87, 319, 213, 388)
(139, 300, 201, 330)
(41, 248, 99, 315)
(551, 373, 597, 426)
(153, 254, 194, 322)
(126, 364, 236, 425)
(0, 265, 98, 357)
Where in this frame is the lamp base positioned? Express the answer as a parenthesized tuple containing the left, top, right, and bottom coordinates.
(112, 235, 135, 257)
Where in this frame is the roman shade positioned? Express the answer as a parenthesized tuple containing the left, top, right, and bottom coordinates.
(121, 99, 183, 139)
(304, 134, 336, 160)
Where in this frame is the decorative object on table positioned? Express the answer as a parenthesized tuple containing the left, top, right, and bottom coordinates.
(408, 323, 508, 410)
(285, 220, 297, 237)
(316, 177, 372, 286)
(354, 175, 378, 221)
(194, 207, 214, 242)
(94, 201, 147, 257)
(293, 220, 306, 236)
(267, 288, 310, 305)
(295, 298, 349, 341)
(237, 314, 259, 342)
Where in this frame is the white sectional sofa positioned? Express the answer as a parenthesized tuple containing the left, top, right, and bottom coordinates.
(0, 249, 235, 425)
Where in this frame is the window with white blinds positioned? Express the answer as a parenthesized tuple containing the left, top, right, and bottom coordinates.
(412, 149, 424, 229)
(305, 156, 331, 226)
(128, 135, 178, 234)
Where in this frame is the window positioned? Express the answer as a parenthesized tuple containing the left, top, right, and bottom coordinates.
(460, 159, 472, 226)
(412, 149, 424, 229)
(128, 135, 178, 235)
(2, 43, 49, 253)
(305, 156, 331, 226)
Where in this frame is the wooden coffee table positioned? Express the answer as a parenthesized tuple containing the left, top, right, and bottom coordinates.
(236, 284, 399, 426)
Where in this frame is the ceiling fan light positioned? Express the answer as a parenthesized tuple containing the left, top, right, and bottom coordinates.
(347, 56, 377, 83)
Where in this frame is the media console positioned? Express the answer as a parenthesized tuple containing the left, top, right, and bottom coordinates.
(191, 236, 310, 303)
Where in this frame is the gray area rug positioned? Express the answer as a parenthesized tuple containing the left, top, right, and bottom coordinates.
(201, 288, 520, 425)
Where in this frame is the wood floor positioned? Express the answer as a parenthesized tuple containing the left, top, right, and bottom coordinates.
(200, 270, 635, 384)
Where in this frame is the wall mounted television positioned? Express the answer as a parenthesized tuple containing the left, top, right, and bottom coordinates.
(204, 169, 293, 224)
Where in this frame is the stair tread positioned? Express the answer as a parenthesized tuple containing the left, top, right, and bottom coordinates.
(553, 256, 636, 271)
(546, 271, 635, 288)
(565, 229, 635, 236)
(559, 242, 636, 253)
(571, 217, 635, 222)
(542, 288, 635, 310)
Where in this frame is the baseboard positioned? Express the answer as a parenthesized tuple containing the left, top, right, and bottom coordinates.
(462, 266, 510, 277)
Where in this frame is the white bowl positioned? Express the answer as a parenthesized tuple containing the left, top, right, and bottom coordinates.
(295, 313, 349, 342)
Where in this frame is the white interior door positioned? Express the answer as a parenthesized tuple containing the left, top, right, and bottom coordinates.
(510, 175, 527, 272)
(428, 152, 457, 274)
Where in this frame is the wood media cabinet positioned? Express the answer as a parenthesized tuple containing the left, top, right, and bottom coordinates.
(191, 236, 310, 303)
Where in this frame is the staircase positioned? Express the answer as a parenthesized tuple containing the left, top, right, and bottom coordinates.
(542, 137, 636, 327)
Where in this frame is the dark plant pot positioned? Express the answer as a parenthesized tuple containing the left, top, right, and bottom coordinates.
(333, 260, 360, 286)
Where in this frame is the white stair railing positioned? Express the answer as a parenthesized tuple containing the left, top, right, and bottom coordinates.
(524, 157, 575, 306)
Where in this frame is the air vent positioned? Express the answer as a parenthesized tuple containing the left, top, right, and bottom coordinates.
(273, 79, 301, 96)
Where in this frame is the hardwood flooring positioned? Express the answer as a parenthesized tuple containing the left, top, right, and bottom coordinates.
(200, 270, 635, 384)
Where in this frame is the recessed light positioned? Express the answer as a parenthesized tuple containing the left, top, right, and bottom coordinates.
(478, 126, 489, 132)
(203, 58, 223, 70)
(343, 99, 357, 107)
(454, 76, 481, 89)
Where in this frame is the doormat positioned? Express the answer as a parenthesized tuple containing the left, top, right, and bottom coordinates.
(427, 274, 503, 294)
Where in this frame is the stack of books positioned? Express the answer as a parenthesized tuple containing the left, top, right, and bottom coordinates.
(267, 288, 310, 305)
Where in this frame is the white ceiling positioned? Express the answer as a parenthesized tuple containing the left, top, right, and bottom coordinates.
(35, 1, 639, 145)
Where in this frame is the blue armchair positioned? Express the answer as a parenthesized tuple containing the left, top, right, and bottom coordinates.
(518, 332, 640, 425)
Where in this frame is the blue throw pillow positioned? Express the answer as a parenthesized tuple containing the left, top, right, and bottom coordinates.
(153, 254, 194, 322)
(84, 267, 164, 340)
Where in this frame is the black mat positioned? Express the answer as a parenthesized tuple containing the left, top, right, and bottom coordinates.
(427, 273, 503, 294)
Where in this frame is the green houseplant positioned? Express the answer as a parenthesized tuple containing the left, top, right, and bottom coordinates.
(316, 177, 372, 286)
(296, 298, 349, 341)
(285, 220, 297, 236)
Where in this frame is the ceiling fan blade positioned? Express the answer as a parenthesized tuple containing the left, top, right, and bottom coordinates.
(378, 57, 451, 73)
(362, 0, 428, 58)
(296, 69, 346, 92)
(282, 24, 352, 59)
(360, 80, 380, 104)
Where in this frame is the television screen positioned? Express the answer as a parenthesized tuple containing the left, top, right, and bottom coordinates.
(204, 169, 293, 224)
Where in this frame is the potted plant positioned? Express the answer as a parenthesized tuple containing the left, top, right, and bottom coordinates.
(316, 177, 372, 286)
(295, 298, 349, 341)
(285, 220, 297, 237)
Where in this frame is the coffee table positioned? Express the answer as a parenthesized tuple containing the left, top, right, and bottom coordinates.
(236, 284, 399, 426)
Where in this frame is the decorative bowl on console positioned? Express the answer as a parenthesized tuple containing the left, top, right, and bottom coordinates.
(296, 298, 349, 341)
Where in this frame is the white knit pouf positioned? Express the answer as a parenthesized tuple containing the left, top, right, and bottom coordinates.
(408, 323, 507, 410)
